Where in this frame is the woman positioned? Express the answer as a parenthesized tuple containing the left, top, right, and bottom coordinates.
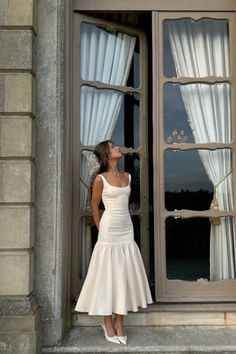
(75, 140, 152, 345)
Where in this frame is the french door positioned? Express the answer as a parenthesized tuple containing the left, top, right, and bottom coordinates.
(71, 13, 150, 302)
(153, 11, 236, 301)
(71, 9, 236, 304)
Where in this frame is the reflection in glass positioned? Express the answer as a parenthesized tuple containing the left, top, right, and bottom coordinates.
(165, 149, 213, 211)
(80, 22, 139, 87)
(112, 93, 140, 148)
(164, 83, 231, 144)
(166, 217, 210, 281)
(164, 83, 194, 144)
(163, 19, 229, 78)
(165, 148, 233, 212)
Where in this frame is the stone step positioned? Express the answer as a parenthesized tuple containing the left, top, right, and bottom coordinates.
(42, 325, 236, 354)
(72, 304, 236, 327)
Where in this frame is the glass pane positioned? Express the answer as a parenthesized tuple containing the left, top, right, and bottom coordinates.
(166, 216, 236, 281)
(80, 22, 139, 87)
(164, 149, 233, 211)
(80, 86, 123, 145)
(127, 39, 140, 88)
(163, 19, 229, 78)
(166, 217, 210, 281)
(112, 93, 140, 149)
(80, 86, 140, 148)
(164, 83, 231, 144)
(119, 153, 140, 210)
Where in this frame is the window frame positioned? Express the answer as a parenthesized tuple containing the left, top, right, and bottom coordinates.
(153, 11, 236, 302)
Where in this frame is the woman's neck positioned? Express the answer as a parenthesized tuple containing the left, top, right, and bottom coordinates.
(108, 161, 119, 173)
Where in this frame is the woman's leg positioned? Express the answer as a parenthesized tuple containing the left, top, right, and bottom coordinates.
(103, 315, 116, 337)
(113, 314, 126, 336)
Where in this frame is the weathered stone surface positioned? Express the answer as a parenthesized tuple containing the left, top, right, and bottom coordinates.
(41, 325, 236, 354)
(0, 294, 39, 316)
(0, 206, 34, 248)
(0, 116, 34, 157)
(0, 250, 33, 295)
(0, 161, 34, 202)
(0, 73, 35, 114)
(0, 331, 40, 354)
(0, 0, 35, 27)
(0, 30, 33, 70)
(0, 295, 42, 353)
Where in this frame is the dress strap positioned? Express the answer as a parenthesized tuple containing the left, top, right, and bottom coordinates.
(98, 174, 107, 185)
(98, 173, 131, 186)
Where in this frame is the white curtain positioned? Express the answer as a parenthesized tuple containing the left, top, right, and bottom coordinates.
(168, 19, 236, 280)
(79, 23, 136, 277)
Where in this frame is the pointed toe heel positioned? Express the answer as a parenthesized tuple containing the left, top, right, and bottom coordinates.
(101, 322, 120, 344)
(118, 335, 127, 345)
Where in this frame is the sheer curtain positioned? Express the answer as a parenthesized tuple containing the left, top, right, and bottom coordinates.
(168, 19, 236, 280)
(79, 23, 136, 276)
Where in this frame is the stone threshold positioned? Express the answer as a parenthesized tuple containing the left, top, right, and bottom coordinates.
(42, 325, 236, 353)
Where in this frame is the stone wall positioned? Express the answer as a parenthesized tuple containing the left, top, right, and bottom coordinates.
(0, 0, 41, 353)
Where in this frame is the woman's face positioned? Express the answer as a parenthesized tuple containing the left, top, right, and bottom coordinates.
(108, 142, 122, 160)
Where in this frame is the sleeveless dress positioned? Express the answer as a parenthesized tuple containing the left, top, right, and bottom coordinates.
(75, 173, 153, 315)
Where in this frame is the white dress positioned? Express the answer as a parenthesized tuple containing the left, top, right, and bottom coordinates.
(75, 173, 153, 315)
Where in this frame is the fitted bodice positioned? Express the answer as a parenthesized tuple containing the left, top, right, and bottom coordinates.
(98, 173, 133, 243)
(99, 174, 131, 213)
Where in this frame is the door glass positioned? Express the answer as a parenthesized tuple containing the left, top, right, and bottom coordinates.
(112, 93, 140, 148)
(80, 22, 139, 87)
(80, 87, 140, 148)
(164, 83, 231, 144)
(163, 19, 229, 78)
(164, 149, 233, 211)
(166, 217, 210, 281)
(166, 216, 236, 281)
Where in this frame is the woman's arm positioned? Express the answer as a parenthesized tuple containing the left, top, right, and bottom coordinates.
(90, 175, 103, 230)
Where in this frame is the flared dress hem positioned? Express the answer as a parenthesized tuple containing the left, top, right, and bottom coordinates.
(75, 240, 153, 315)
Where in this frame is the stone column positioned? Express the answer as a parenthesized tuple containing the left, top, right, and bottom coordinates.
(0, 0, 41, 354)
(35, 0, 71, 347)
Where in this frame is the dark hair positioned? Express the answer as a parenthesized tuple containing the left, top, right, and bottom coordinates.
(94, 140, 113, 174)
(89, 140, 113, 199)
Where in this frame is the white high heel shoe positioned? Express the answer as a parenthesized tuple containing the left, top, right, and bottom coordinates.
(114, 322, 127, 345)
(101, 321, 120, 344)
(117, 333, 127, 345)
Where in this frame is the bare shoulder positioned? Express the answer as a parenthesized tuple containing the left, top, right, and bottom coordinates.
(92, 174, 103, 190)
(121, 171, 130, 178)
(120, 171, 130, 183)
(93, 174, 103, 185)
